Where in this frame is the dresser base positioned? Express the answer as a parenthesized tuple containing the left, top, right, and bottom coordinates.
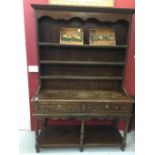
(36, 124, 124, 152)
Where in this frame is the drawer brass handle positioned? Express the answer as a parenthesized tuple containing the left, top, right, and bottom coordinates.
(115, 106, 119, 109)
(105, 105, 109, 109)
(58, 105, 61, 108)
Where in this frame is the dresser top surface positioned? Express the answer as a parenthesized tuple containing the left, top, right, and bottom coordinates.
(35, 89, 132, 102)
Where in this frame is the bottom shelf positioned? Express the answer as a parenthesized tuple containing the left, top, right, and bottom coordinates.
(38, 125, 123, 148)
(38, 125, 80, 147)
(85, 125, 123, 147)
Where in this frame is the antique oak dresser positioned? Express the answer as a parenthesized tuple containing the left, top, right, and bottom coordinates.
(31, 4, 135, 152)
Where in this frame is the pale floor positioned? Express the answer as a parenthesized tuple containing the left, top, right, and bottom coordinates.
(19, 129, 135, 155)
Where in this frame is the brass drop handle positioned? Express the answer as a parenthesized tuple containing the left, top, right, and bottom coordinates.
(58, 104, 61, 108)
(105, 104, 109, 109)
(115, 106, 119, 109)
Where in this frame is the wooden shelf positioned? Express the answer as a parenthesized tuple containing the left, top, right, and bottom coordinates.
(40, 75, 123, 80)
(39, 42, 128, 49)
(38, 125, 122, 148)
(84, 125, 122, 146)
(31, 4, 135, 14)
(40, 60, 125, 66)
(38, 125, 80, 147)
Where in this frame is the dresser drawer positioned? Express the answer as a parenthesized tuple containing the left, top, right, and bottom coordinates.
(34, 101, 132, 115)
(86, 103, 132, 113)
(35, 102, 81, 114)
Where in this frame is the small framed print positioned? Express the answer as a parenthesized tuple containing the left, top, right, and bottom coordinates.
(89, 29, 116, 46)
(60, 28, 84, 45)
(49, 0, 115, 7)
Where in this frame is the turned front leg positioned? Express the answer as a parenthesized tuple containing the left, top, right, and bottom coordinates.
(35, 118, 40, 153)
(80, 120, 85, 152)
(43, 118, 47, 128)
(121, 118, 130, 151)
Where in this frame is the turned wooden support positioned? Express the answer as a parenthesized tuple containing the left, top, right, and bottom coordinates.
(121, 118, 130, 151)
(35, 117, 40, 153)
(80, 120, 85, 152)
(43, 118, 48, 128)
(42, 118, 48, 134)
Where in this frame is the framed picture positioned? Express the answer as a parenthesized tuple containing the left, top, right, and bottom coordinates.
(60, 28, 84, 45)
(49, 0, 115, 7)
(89, 29, 116, 46)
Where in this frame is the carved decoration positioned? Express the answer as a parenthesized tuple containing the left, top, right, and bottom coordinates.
(37, 11, 131, 23)
(35, 102, 131, 114)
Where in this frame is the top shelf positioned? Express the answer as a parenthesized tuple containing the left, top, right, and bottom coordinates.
(39, 42, 128, 49)
(31, 4, 135, 14)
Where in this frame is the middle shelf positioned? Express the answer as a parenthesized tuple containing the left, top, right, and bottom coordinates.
(39, 42, 128, 49)
(40, 60, 125, 66)
(40, 75, 123, 80)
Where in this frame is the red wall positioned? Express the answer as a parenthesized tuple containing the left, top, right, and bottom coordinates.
(23, 0, 135, 130)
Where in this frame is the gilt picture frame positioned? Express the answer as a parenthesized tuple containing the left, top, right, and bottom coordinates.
(49, 0, 115, 7)
(89, 29, 116, 46)
(60, 28, 84, 45)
